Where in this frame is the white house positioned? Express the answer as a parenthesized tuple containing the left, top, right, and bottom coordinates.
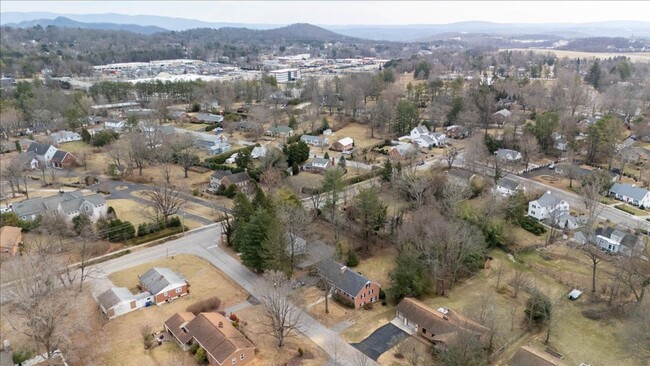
(495, 148, 522, 162)
(413, 135, 436, 148)
(528, 191, 570, 221)
(609, 183, 650, 208)
(594, 227, 642, 256)
(410, 125, 430, 139)
(26, 142, 58, 164)
(104, 119, 126, 132)
(431, 132, 447, 146)
(11, 191, 108, 222)
(251, 145, 268, 159)
(49, 131, 82, 145)
(496, 177, 524, 196)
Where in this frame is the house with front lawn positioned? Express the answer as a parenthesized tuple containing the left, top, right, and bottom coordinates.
(303, 157, 331, 173)
(165, 312, 256, 366)
(609, 183, 650, 208)
(410, 125, 430, 139)
(389, 144, 418, 160)
(98, 287, 154, 319)
(138, 267, 189, 305)
(12, 190, 107, 222)
(49, 130, 82, 145)
(220, 171, 252, 192)
(318, 259, 380, 308)
(265, 126, 294, 137)
(594, 227, 642, 256)
(395, 297, 489, 351)
(331, 137, 354, 152)
(300, 134, 328, 147)
(496, 177, 523, 196)
(528, 191, 569, 221)
(495, 148, 522, 162)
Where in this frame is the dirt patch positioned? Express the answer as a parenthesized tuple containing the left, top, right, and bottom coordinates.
(502, 48, 650, 63)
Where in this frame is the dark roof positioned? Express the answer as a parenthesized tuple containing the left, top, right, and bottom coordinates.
(595, 227, 639, 249)
(318, 258, 373, 296)
(498, 177, 520, 191)
(26, 142, 53, 155)
(396, 298, 489, 348)
(97, 287, 135, 311)
(185, 313, 255, 364)
(50, 150, 69, 163)
(139, 267, 186, 295)
(610, 183, 649, 201)
(510, 346, 567, 366)
(224, 171, 251, 184)
(164, 312, 196, 345)
(211, 170, 233, 179)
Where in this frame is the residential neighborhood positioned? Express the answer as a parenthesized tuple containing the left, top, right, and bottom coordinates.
(1, 3, 649, 366)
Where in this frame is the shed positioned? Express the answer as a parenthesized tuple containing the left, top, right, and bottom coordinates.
(568, 289, 582, 300)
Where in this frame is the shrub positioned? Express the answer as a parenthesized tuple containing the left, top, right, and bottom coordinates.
(614, 204, 637, 215)
(519, 216, 547, 235)
(379, 290, 386, 300)
(381, 301, 387, 306)
(394, 352, 404, 359)
(192, 188, 200, 196)
(190, 343, 200, 354)
(525, 292, 552, 325)
(186, 297, 222, 315)
(167, 216, 182, 228)
(297, 347, 304, 357)
(363, 302, 374, 310)
(12, 347, 34, 364)
(346, 248, 359, 267)
(195, 347, 208, 364)
(91, 130, 119, 147)
(204, 146, 255, 166)
(229, 313, 239, 322)
(232, 321, 240, 328)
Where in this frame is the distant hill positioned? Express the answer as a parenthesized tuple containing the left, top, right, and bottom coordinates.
(10, 16, 167, 35)
(264, 23, 356, 42)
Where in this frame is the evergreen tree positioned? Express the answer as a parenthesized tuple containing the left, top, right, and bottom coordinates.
(381, 160, 393, 182)
(239, 209, 273, 271)
(586, 61, 602, 90)
(291, 162, 299, 176)
(338, 156, 346, 168)
(323, 152, 330, 160)
(288, 115, 297, 129)
(15, 141, 22, 152)
(81, 128, 91, 143)
(235, 149, 252, 170)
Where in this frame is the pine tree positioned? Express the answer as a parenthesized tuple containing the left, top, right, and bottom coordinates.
(381, 160, 393, 182)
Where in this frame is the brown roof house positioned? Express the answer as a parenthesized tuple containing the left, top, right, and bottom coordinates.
(220, 171, 252, 193)
(139, 267, 189, 305)
(318, 259, 380, 308)
(0, 226, 22, 256)
(395, 297, 489, 351)
(510, 346, 568, 366)
(165, 312, 256, 366)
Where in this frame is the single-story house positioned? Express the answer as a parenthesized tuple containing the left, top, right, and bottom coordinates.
(165, 312, 256, 366)
(12, 190, 107, 222)
(300, 135, 329, 147)
(389, 144, 418, 160)
(251, 146, 268, 159)
(190, 113, 224, 124)
(445, 125, 468, 139)
(395, 297, 489, 351)
(318, 258, 380, 308)
(413, 135, 436, 148)
(98, 287, 153, 319)
(331, 137, 354, 152)
(126, 108, 155, 118)
(510, 346, 567, 366)
(104, 119, 127, 132)
(138, 267, 189, 305)
(496, 177, 523, 196)
(16, 349, 69, 366)
(265, 126, 295, 137)
(555, 164, 618, 183)
(494, 108, 512, 119)
(495, 148, 522, 162)
(0, 226, 22, 256)
(528, 191, 569, 221)
(169, 110, 191, 122)
(303, 157, 332, 172)
(49, 130, 82, 145)
(609, 183, 650, 208)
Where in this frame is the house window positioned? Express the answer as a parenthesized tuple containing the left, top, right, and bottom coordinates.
(176, 287, 182, 293)
(164, 291, 169, 297)
(240, 354, 245, 360)
(232, 357, 237, 364)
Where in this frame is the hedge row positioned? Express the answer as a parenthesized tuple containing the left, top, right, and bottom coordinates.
(129, 226, 186, 245)
(519, 216, 547, 235)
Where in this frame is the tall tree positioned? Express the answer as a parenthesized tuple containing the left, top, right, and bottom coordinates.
(140, 183, 186, 223)
(256, 271, 303, 347)
(351, 187, 388, 240)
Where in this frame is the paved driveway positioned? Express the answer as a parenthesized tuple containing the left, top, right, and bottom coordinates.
(352, 323, 408, 360)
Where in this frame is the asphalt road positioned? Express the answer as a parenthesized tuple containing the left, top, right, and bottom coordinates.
(91, 224, 377, 366)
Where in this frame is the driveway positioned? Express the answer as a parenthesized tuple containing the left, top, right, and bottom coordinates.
(352, 323, 408, 360)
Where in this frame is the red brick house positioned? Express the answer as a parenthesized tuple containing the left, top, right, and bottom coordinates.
(139, 267, 189, 304)
(318, 259, 380, 308)
(165, 312, 256, 366)
(50, 150, 78, 169)
(395, 298, 489, 351)
(220, 171, 252, 192)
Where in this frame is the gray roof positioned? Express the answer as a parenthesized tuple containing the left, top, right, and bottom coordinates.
(497, 177, 520, 191)
(267, 126, 293, 134)
(139, 267, 186, 295)
(535, 192, 564, 209)
(224, 171, 251, 184)
(413, 125, 429, 134)
(393, 144, 417, 155)
(318, 259, 373, 296)
(300, 135, 326, 143)
(417, 135, 435, 145)
(211, 170, 233, 179)
(596, 227, 639, 249)
(194, 113, 224, 123)
(50, 150, 70, 163)
(495, 149, 521, 159)
(26, 142, 53, 156)
(286, 234, 307, 255)
(311, 157, 330, 166)
(98, 287, 135, 310)
(12, 191, 104, 218)
(609, 183, 649, 202)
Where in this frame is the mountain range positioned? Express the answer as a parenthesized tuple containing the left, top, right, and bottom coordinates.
(3, 12, 650, 41)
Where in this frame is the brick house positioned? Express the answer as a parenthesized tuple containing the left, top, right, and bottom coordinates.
(139, 267, 189, 304)
(220, 171, 252, 192)
(50, 150, 78, 169)
(165, 312, 256, 366)
(395, 297, 489, 351)
(318, 258, 380, 308)
(389, 144, 418, 160)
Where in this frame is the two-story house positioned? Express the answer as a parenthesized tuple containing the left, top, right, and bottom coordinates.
(318, 259, 380, 308)
(528, 191, 569, 221)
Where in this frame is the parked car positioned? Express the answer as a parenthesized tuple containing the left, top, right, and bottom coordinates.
(417, 160, 425, 166)
(548, 163, 555, 169)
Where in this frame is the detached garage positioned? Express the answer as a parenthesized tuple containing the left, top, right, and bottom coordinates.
(98, 287, 154, 319)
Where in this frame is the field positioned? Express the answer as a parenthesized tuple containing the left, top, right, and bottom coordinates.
(502, 48, 650, 63)
(331, 123, 384, 150)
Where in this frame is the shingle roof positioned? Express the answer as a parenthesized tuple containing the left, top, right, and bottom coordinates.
(139, 267, 186, 295)
(97, 287, 135, 311)
(26, 142, 53, 156)
(50, 150, 69, 163)
(610, 183, 649, 202)
(396, 298, 489, 348)
(225, 171, 251, 184)
(194, 113, 224, 123)
(510, 346, 567, 366)
(494, 109, 512, 118)
(413, 125, 429, 134)
(595, 227, 639, 249)
(495, 148, 521, 159)
(164, 312, 196, 344)
(535, 192, 564, 209)
(337, 137, 354, 146)
(211, 170, 233, 179)
(318, 259, 372, 296)
(12, 191, 102, 218)
(301, 135, 326, 142)
(392, 144, 417, 155)
(185, 312, 255, 364)
(498, 177, 520, 191)
(311, 157, 330, 166)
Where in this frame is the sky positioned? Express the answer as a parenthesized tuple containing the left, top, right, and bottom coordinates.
(2, 1, 649, 25)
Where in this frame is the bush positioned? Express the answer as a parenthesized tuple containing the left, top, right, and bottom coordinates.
(229, 313, 239, 322)
(297, 347, 304, 357)
(167, 216, 182, 228)
(382, 301, 387, 306)
(12, 347, 34, 364)
(107, 219, 136, 242)
(379, 290, 386, 300)
(186, 296, 222, 314)
(519, 216, 547, 235)
(614, 204, 638, 215)
(190, 343, 200, 354)
(363, 302, 374, 310)
(91, 130, 119, 147)
(195, 347, 208, 364)
(525, 292, 552, 325)
(346, 248, 360, 267)
(204, 145, 255, 166)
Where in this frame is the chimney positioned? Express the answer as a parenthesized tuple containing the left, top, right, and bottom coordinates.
(547, 190, 551, 195)
(340, 266, 347, 274)
(218, 321, 223, 328)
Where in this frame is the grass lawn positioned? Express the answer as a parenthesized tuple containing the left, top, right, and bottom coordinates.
(376, 336, 435, 366)
(236, 305, 329, 366)
(340, 305, 396, 343)
(286, 172, 325, 193)
(354, 245, 397, 288)
(330, 123, 384, 149)
(614, 203, 648, 216)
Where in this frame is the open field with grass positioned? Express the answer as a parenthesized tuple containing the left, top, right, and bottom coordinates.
(330, 123, 384, 150)
(376, 336, 435, 366)
(614, 203, 648, 216)
(107, 198, 203, 230)
(502, 48, 650, 63)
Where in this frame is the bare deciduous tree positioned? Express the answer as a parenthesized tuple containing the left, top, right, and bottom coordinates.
(140, 183, 186, 223)
(172, 134, 200, 178)
(256, 271, 303, 348)
(443, 146, 460, 169)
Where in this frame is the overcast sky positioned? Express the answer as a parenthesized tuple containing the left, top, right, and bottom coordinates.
(2, 1, 649, 25)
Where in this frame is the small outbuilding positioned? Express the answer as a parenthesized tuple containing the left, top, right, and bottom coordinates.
(568, 289, 582, 300)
